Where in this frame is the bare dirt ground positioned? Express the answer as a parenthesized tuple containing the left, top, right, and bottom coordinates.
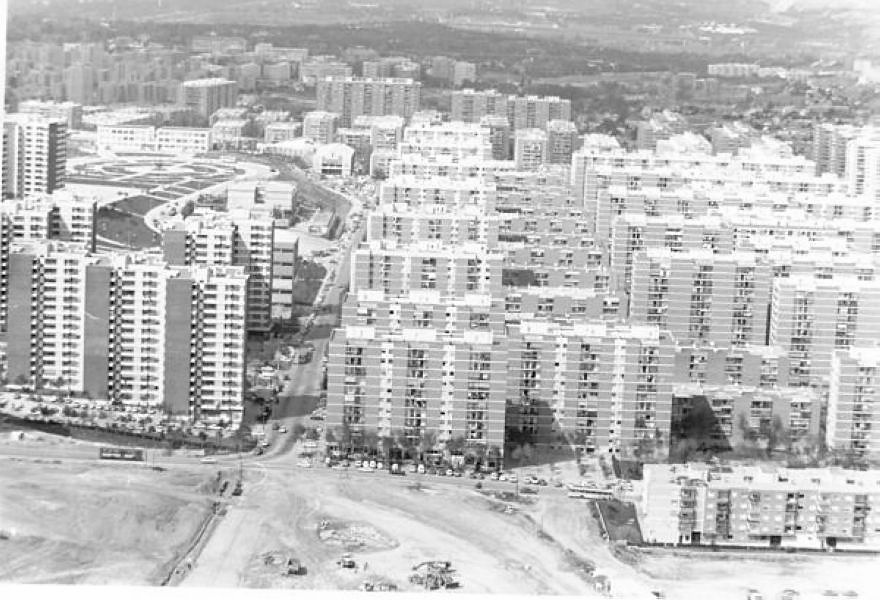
(0, 458, 214, 585)
(630, 548, 878, 599)
(183, 466, 606, 595)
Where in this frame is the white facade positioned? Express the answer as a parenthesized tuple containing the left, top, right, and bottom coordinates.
(97, 125, 212, 155)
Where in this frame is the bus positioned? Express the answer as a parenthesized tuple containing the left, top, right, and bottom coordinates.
(98, 447, 145, 462)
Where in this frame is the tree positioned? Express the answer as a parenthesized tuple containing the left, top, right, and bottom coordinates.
(472, 443, 487, 469)
(53, 376, 66, 390)
(419, 430, 438, 463)
(381, 434, 394, 462)
(766, 415, 788, 458)
(445, 434, 466, 459)
(361, 429, 379, 457)
(13, 374, 27, 387)
(292, 422, 306, 442)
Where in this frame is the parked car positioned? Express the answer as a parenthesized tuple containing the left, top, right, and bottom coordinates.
(200, 457, 217, 464)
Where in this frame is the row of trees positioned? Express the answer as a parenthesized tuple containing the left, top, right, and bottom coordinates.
(324, 425, 503, 467)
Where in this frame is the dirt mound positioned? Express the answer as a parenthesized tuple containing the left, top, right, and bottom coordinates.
(316, 519, 397, 551)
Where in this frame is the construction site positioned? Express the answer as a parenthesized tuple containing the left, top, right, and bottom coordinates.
(1, 430, 877, 598)
(0, 453, 218, 584)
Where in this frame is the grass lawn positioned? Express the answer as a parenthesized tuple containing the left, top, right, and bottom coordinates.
(97, 207, 162, 249)
(595, 499, 643, 545)
(110, 195, 166, 215)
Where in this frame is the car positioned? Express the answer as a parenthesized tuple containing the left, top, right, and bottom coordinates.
(358, 466, 374, 473)
(279, 426, 288, 434)
(498, 473, 508, 481)
(489, 472, 499, 481)
(445, 469, 454, 477)
(537, 479, 548, 486)
(261, 441, 270, 448)
(507, 474, 518, 483)
(376, 462, 383, 470)
(520, 487, 538, 495)
(417, 464, 426, 474)
(254, 447, 264, 455)
(408, 464, 418, 473)
(200, 457, 217, 464)
(368, 460, 377, 469)
(354, 460, 363, 468)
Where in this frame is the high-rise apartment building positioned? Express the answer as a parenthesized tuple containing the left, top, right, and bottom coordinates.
(0, 192, 96, 331)
(180, 78, 239, 121)
(770, 275, 880, 387)
(4, 242, 248, 425)
(2, 114, 68, 198)
(451, 89, 571, 129)
(513, 128, 548, 171)
(630, 248, 772, 348)
(827, 347, 880, 463)
(316, 77, 421, 128)
(163, 211, 274, 334)
(398, 121, 493, 162)
(351, 240, 503, 297)
(546, 120, 579, 164)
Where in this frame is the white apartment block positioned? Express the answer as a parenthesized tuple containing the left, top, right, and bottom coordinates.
(327, 323, 508, 449)
(399, 121, 493, 162)
(0, 191, 96, 332)
(350, 239, 503, 298)
(828, 347, 880, 464)
(450, 90, 571, 129)
(546, 120, 578, 165)
(770, 274, 880, 387)
(2, 114, 68, 198)
(813, 123, 861, 176)
(163, 211, 274, 334)
(378, 175, 497, 211)
(630, 247, 772, 348)
(316, 77, 420, 128)
(504, 320, 674, 454)
(264, 121, 301, 143)
(641, 463, 880, 550)
(302, 111, 340, 145)
(513, 128, 548, 171)
(270, 229, 299, 321)
(845, 130, 880, 203)
(226, 180, 298, 225)
(366, 203, 495, 246)
(386, 154, 517, 180)
(180, 78, 238, 120)
(4, 242, 248, 426)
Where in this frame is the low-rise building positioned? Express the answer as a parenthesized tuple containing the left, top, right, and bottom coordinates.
(641, 463, 880, 550)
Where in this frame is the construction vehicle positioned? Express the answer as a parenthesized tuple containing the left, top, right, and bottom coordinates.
(408, 561, 459, 590)
(285, 557, 305, 576)
(232, 481, 243, 496)
(336, 553, 356, 569)
(360, 581, 398, 592)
